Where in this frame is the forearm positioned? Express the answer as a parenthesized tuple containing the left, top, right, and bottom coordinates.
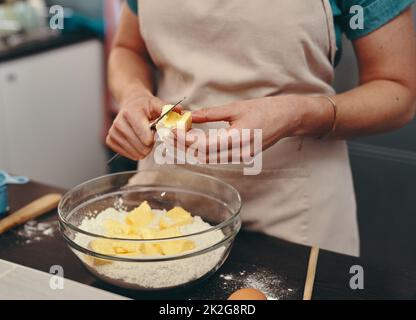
(331, 80, 415, 138)
(291, 80, 415, 140)
(108, 47, 155, 104)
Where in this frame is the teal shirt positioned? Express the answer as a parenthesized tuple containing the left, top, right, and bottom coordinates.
(127, 0, 414, 65)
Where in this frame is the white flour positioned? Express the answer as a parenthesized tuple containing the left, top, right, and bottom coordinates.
(14, 220, 58, 244)
(74, 208, 226, 289)
(220, 269, 296, 300)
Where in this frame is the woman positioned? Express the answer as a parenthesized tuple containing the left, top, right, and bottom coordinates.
(106, 0, 416, 256)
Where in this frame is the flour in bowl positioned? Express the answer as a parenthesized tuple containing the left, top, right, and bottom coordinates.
(73, 204, 227, 289)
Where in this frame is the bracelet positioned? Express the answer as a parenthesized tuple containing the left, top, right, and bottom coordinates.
(318, 96, 337, 139)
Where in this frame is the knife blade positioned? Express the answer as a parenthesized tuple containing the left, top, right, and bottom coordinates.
(148, 97, 186, 129)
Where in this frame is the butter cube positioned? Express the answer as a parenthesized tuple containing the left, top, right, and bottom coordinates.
(88, 239, 114, 266)
(160, 240, 196, 255)
(159, 216, 174, 229)
(159, 105, 192, 131)
(89, 239, 114, 255)
(136, 227, 156, 239)
(176, 112, 192, 130)
(155, 227, 182, 239)
(142, 243, 162, 256)
(85, 255, 112, 266)
(112, 241, 141, 254)
(89, 239, 141, 257)
(182, 240, 196, 252)
(103, 219, 130, 237)
(154, 226, 196, 256)
(114, 246, 129, 254)
(125, 201, 154, 227)
(160, 207, 193, 229)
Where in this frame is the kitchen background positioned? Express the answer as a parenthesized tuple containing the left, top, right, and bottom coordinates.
(0, 0, 415, 271)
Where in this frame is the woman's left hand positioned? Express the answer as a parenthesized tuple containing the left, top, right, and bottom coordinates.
(174, 95, 332, 162)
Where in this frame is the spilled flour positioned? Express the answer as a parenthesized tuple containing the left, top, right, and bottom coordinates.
(219, 269, 296, 300)
(13, 220, 58, 244)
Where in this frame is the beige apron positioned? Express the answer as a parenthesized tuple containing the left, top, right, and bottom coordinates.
(135, 0, 359, 256)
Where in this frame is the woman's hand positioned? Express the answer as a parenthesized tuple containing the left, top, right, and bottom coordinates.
(192, 96, 298, 150)
(180, 95, 333, 161)
(106, 93, 171, 160)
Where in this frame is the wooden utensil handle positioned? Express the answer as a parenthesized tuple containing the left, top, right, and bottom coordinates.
(0, 193, 62, 234)
(303, 246, 320, 300)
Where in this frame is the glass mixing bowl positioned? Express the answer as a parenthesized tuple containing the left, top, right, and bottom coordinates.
(58, 169, 242, 291)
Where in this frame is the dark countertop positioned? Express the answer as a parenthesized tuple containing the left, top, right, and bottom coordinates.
(0, 31, 99, 64)
(1, 181, 416, 300)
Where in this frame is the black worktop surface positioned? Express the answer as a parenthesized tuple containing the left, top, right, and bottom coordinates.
(1, 181, 416, 300)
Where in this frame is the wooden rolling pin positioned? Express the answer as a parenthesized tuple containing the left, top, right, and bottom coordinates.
(0, 193, 62, 234)
(303, 246, 320, 300)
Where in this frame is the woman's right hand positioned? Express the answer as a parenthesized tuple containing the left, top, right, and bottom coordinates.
(106, 93, 167, 160)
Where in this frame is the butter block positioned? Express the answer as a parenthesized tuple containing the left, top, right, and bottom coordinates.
(88, 239, 114, 266)
(89, 239, 141, 256)
(154, 226, 196, 256)
(125, 201, 154, 227)
(160, 240, 196, 255)
(159, 105, 192, 131)
(89, 239, 114, 255)
(154, 227, 182, 239)
(103, 219, 130, 237)
(113, 241, 141, 254)
(85, 255, 112, 266)
(136, 227, 157, 239)
(177, 112, 192, 130)
(160, 207, 193, 229)
(142, 243, 162, 256)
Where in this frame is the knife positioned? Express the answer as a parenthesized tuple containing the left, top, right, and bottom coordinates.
(107, 97, 186, 166)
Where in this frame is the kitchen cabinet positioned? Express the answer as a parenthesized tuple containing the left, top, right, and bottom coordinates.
(0, 39, 107, 188)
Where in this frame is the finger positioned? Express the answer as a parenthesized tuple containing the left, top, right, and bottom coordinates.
(182, 127, 244, 150)
(108, 127, 143, 160)
(182, 128, 206, 148)
(171, 128, 188, 154)
(191, 105, 237, 123)
(114, 120, 152, 156)
(124, 108, 155, 147)
(106, 135, 137, 161)
(182, 126, 253, 162)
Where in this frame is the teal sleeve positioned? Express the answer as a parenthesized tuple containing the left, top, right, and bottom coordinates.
(337, 0, 414, 40)
(126, 0, 138, 15)
(330, 0, 344, 65)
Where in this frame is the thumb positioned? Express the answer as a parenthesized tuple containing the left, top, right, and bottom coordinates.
(192, 104, 238, 123)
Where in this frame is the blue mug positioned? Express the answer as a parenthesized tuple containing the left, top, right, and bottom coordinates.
(0, 171, 29, 217)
